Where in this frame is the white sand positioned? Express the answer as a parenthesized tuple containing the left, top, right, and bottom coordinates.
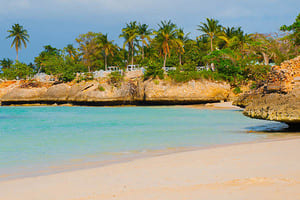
(184, 101, 243, 110)
(1, 138, 300, 200)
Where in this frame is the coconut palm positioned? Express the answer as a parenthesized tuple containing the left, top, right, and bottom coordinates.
(176, 28, 190, 65)
(220, 27, 244, 49)
(64, 44, 77, 60)
(6, 24, 30, 60)
(197, 18, 222, 51)
(0, 58, 14, 69)
(98, 34, 117, 70)
(119, 21, 139, 65)
(138, 23, 152, 60)
(154, 20, 183, 69)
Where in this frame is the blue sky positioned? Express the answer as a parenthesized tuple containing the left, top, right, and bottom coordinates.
(0, 0, 299, 63)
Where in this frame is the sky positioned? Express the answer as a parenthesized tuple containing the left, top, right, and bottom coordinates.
(0, 0, 299, 63)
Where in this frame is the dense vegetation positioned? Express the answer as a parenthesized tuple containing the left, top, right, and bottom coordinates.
(1, 14, 299, 87)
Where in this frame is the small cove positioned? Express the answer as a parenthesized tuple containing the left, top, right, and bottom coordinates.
(0, 106, 295, 180)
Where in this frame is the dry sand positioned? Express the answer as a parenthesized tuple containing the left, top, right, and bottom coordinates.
(0, 138, 300, 200)
(184, 101, 243, 110)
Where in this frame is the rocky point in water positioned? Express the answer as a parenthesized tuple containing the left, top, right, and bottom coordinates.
(235, 56, 300, 129)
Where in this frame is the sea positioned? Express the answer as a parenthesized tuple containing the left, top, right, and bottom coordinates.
(0, 106, 291, 180)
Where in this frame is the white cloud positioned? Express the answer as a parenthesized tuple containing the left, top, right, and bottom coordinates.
(0, 0, 298, 21)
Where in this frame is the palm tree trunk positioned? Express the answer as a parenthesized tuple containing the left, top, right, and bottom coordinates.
(210, 36, 213, 51)
(16, 48, 19, 61)
(127, 44, 130, 65)
(105, 55, 107, 71)
(163, 53, 167, 70)
(131, 42, 134, 65)
(142, 44, 144, 60)
(179, 53, 182, 65)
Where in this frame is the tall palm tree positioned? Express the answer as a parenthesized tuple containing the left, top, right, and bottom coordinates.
(154, 20, 183, 69)
(197, 18, 222, 51)
(138, 23, 152, 60)
(98, 34, 116, 70)
(6, 24, 30, 60)
(176, 28, 190, 65)
(119, 21, 139, 65)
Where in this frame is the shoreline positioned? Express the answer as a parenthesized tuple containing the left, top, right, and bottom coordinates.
(0, 101, 241, 109)
(1, 137, 300, 199)
(1, 135, 299, 181)
(184, 101, 243, 110)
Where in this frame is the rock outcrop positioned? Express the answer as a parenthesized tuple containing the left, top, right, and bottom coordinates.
(0, 79, 230, 106)
(1, 87, 48, 101)
(41, 83, 71, 101)
(243, 92, 300, 124)
(235, 56, 300, 126)
(144, 79, 230, 104)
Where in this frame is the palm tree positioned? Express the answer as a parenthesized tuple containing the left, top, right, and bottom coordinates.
(138, 23, 152, 60)
(197, 18, 222, 51)
(176, 28, 190, 65)
(64, 44, 77, 60)
(0, 58, 14, 69)
(119, 21, 139, 65)
(6, 24, 30, 61)
(154, 20, 183, 69)
(98, 34, 116, 70)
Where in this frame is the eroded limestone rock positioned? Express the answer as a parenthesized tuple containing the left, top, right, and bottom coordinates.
(235, 56, 300, 125)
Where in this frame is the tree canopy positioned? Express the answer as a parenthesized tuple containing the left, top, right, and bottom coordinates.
(1, 14, 299, 86)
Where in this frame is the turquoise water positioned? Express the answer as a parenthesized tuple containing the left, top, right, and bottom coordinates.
(0, 106, 285, 179)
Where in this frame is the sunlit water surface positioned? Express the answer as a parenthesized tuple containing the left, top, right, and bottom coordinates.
(0, 106, 292, 179)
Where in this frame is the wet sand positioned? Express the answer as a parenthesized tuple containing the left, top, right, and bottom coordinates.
(0, 138, 299, 200)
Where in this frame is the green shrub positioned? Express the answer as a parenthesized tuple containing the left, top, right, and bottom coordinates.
(245, 64, 270, 82)
(1, 61, 34, 80)
(233, 86, 242, 94)
(180, 63, 196, 72)
(153, 79, 160, 85)
(37, 53, 86, 82)
(109, 71, 123, 87)
(98, 85, 105, 91)
(168, 70, 225, 83)
(144, 64, 164, 80)
(250, 82, 257, 90)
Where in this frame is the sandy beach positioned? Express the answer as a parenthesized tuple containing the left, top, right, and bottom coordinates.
(0, 138, 299, 200)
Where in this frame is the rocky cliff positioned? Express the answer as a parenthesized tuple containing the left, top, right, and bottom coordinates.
(143, 79, 230, 104)
(0, 79, 230, 106)
(234, 56, 300, 127)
